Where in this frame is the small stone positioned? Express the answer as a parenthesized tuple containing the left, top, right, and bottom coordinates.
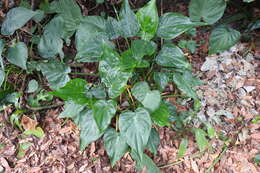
(201, 57, 218, 71)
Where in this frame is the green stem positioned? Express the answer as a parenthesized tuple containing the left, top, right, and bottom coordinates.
(70, 72, 99, 76)
(26, 103, 64, 111)
(205, 146, 228, 173)
(162, 94, 184, 98)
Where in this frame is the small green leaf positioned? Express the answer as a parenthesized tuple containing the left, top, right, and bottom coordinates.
(79, 110, 103, 150)
(206, 124, 215, 138)
(17, 142, 32, 159)
(7, 42, 28, 70)
(153, 72, 169, 91)
(38, 60, 71, 90)
(99, 45, 131, 98)
(26, 80, 39, 93)
(194, 128, 208, 152)
(1, 7, 36, 35)
(93, 100, 117, 133)
(172, 71, 200, 99)
(254, 154, 260, 165)
(209, 25, 241, 54)
(24, 127, 45, 138)
(146, 128, 160, 155)
(136, 0, 159, 40)
(131, 150, 161, 173)
(104, 128, 128, 167)
(189, 0, 226, 24)
(131, 40, 157, 59)
(132, 81, 161, 112)
(119, 108, 152, 160)
(151, 102, 170, 127)
(177, 138, 188, 158)
(119, 0, 140, 37)
(156, 43, 191, 70)
(59, 100, 86, 118)
(157, 13, 196, 39)
(96, 0, 104, 3)
(50, 78, 90, 104)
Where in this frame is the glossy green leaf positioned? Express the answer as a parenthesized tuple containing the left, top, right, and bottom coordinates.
(131, 40, 157, 59)
(99, 45, 131, 98)
(119, 0, 140, 37)
(26, 80, 38, 93)
(157, 13, 196, 39)
(79, 110, 103, 150)
(243, 0, 255, 3)
(38, 60, 71, 90)
(1, 7, 36, 35)
(194, 128, 208, 152)
(93, 100, 117, 133)
(50, 78, 90, 104)
(7, 42, 28, 70)
(0, 69, 4, 88)
(177, 138, 188, 158)
(96, 0, 104, 3)
(38, 16, 64, 58)
(209, 25, 241, 54)
(131, 150, 161, 173)
(189, 0, 226, 24)
(132, 81, 161, 112)
(151, 102, 170, 127)
(119, 108, 152, 160)
(153, 72, 169, 91)
(104, 128, 128, 166)
(172, 71, 200, 99)
(254, 154, 260, 165)
(88, 86, 107, 99)
(75, 16, 113, 62)
(59, 100, 86, 118)
(178, 40, 197, 53)
(146, 128, 160, 155)
(136, 0, 159, 40)
(156, 43, 191, 70)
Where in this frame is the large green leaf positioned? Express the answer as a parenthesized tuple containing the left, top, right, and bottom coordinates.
(157, 13, 196, 39)
(131, 150, 161, 173)
(119, 108, 152, 160)
(104, 128, 129, 167)
(146, 128, 160, 155)
(75, 16, 113, 62)
(59, 100, 86, 118)
(1, 7, 36, 35)
(38, 16, 64, 58)
(106, 17, 122, 40)
(136, 0, 159, 41)
(151, 102, 170, 127)
(209, 25, 241, 54)
(50, 78, 90, 104)
(131, 81, 161, 112)
(7, 42, 28, 70)
(156, 43, 191, 70)
(189, 0, 226, 24)
(79, 110, 103, 150)
(194, 128, 208, 152)
(99, 45, 131, 98)
(119, 0, 140, 37)
(38, 60, 71, 90)
(172, 71, 201, 99)
(153, 72, 169, 91)
(93, 100, 117, 133)
(51, 0, 82, 37)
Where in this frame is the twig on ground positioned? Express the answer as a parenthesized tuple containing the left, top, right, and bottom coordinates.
(26, 103, 64, 111)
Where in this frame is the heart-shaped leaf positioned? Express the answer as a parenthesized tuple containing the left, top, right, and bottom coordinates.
(119, 108, 152, 160)
(151, 102, 170, 127)
(50, 78, 90, 104)
(7, 42, 28, 70)
(156, 43, 191, 70)
(104, 128, 129, 167)
(79, 110, 103, 150)
(38, 60, 71, 90)
(93, 100, 117, 133)
(189, 0, 226, 24)
(136, 0, 159, 41)
(157, 13, 196, 39)
(1, 7, 36, 35)
(59, 100, 86, 118)
(119, 0, 140, 37)
(209, 25, 241, 54)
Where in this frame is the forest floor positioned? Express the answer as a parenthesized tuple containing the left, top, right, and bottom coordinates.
(0, 0, 260, 173)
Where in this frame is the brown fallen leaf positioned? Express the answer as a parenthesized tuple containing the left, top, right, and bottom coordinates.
(21, 115, 38, 131)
